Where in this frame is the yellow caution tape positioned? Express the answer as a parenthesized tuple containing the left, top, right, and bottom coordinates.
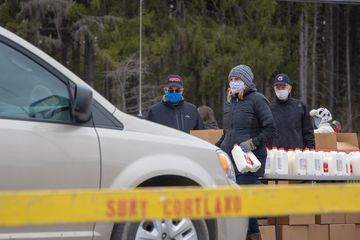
(0, 184, 360, 227)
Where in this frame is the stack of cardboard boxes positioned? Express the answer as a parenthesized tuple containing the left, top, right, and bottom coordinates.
(190, 130, 360, 240)
(258, 213, 360, 240)
(260, 132, 360, 240)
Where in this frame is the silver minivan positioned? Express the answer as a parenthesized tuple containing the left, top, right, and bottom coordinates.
(0, 26, 247, 240)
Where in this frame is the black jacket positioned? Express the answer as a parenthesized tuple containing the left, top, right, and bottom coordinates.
(270, 97, 315, 150)
(217, 89, 276, 177)
(146, 98, 203, 133)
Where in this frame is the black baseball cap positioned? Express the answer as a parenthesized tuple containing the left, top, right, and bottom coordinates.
(273, 73, 291, 86)
(166, 75, 183, 88)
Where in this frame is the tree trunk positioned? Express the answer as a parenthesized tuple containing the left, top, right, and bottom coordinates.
(104, 64, 112, 102)
(299, 9, 308, 105)
(311, 8, 317, 109)
(345, 6, 352, 131)
(328, 5, 334, 110)
(84, 34, 94, 86)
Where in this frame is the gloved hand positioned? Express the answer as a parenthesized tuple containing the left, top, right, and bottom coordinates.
(240, 139, 256, 152)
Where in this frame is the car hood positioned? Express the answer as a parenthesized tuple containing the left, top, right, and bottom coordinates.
(112, 109, 219, 150)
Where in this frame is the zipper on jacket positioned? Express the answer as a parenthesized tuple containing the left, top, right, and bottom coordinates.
(180, 111, 185, 132)
(175, 111, 180, 130)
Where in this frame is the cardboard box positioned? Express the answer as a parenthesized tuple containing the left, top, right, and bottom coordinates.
(308, 224, 328, 240)
(190, 129, 223, 144)
(315, 133, 359, 152)
(259, 226, 275, 240)
(269, 215, 315, 225)
(316, 213, 346, 224)
(329, 224, 356, 240)
(346, 213, 360, 224)
(279, 225, 308, 240)
(258, 218, 269, 226)
(315, 133, 338, 151)
(337, 133, 359, 151)
(356, 225, 360, 240)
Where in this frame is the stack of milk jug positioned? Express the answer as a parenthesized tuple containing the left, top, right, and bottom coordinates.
(265, 148, 360, 176)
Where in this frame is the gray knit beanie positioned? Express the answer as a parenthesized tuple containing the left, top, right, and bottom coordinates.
(228, 64, 254, 87)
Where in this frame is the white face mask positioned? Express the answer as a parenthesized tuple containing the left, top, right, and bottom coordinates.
(275, 89, 289, 100)
(229, 81, 245, 94)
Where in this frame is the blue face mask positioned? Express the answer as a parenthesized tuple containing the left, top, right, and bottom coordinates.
(165, 92, 183, 104)
(314, 118, 321, 127)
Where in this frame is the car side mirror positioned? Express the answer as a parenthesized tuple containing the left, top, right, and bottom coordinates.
(72, 85, 93, 123)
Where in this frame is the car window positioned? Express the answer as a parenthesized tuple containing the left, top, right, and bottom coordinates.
(0, 42, 72, 122)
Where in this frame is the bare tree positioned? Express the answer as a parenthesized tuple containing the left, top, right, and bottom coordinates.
(345, 6, 352, 131)
(328, 5, 334, 111)
(299, 8, 308, 105)
(311, 7, 318, 109)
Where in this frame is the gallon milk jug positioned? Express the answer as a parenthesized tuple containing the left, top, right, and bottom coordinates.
(350, 151, 360, 176)
(231, 144, 253, 173)
(332, 151, 344, 176)
(337, 152, 347, 176)
(344, 152, 351, 176)
(287, 149, 295, 175)
(327, 151, 338, 176)
(293, 148, 307, 175)
(247, 151, 262, 173)
(304, 149, 315, 176)
(270, 148, 278, 175)
(265, 148, 271, 175)
(313, 150, 323, 176)
(274, 148, 288, 175)
(321, 151, 330, 176)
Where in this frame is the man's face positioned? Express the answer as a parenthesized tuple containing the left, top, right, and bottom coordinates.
(164, 85, 184, 94)
(273, 84, 292, 93)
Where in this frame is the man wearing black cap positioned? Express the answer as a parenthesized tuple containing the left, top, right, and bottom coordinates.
(146, 74, 203, 133)
(270, 73, 315, 150)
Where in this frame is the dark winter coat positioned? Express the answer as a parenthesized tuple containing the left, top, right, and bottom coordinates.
(217, 88, 276, 177)
(270, 97, 315, 150)
(146, 98, 203, 133)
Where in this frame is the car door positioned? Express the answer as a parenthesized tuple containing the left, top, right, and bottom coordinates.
(0, 38, 100, 239)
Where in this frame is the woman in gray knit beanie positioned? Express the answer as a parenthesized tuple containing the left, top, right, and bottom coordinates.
(216, 64, 276, 240)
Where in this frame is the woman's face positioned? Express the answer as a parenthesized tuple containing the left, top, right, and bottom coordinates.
(228, 76, 242, 83)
